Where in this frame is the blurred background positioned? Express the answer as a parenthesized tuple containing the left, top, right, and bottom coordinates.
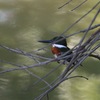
(0, 0, 100, 100)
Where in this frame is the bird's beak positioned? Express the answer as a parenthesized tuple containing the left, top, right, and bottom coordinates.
(38, 40, 52, 43)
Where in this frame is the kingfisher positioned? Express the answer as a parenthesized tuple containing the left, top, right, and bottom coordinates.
(38, 36, 73, 64)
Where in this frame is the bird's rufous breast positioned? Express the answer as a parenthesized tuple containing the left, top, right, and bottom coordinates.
(51, 47, 61, 56)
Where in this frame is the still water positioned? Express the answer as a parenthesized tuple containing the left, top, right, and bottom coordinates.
(0, 0, 100, 100)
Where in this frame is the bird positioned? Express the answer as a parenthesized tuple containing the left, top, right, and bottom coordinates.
(38, 36, 73, 64)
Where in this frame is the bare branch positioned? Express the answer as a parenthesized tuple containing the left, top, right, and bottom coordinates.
(58, 0, 72, 9)
(89, 53, 100, 60)
(71, 0, 87, 11)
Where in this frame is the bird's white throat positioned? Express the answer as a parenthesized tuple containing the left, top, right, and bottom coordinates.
(52, 44, 66, 48)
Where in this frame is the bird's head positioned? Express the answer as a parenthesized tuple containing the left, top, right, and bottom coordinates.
(38, 36, 67, 47)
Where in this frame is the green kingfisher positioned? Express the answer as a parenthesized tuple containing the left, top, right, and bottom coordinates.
(38, 36, 73, 64)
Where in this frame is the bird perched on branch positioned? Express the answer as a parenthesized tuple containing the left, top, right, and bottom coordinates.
(38, 36, 73, 64)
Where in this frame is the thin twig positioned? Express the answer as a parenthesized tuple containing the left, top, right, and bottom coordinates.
(78, 8, 100, 46)
(71, 0, 87, 11)
(58, 0, 72, 9)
